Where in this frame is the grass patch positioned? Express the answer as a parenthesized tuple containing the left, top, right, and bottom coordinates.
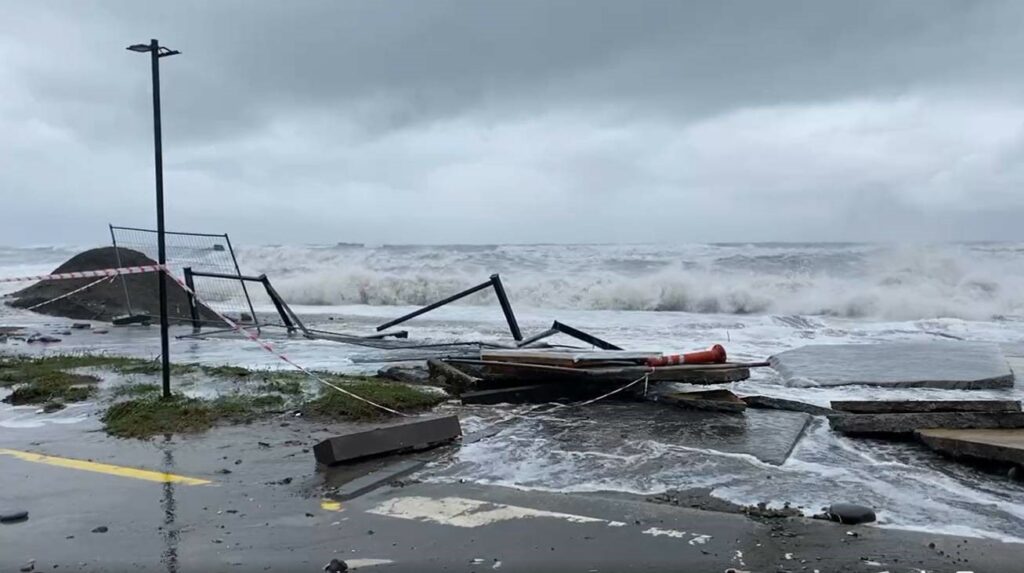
(102, 393, 286, 439)
(204, 365, 251, 378)
(110, 382, 161, 398)
(257, 378, 305, 395)
(302, 377, 444, 420)
(0, 355, 102, 405)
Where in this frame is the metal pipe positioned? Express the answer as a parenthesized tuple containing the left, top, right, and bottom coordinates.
(375, 279, 493, 332)
(186, 270, 266, 282)
(149, 38, 171, 399)
(516, 327, 558, 348)
(552, 321, 622, 350)
(224, 234, 259, 333)
(261, 275, 296, 332)
(490, 274, 522, 341)
(182, 267, 200, 331)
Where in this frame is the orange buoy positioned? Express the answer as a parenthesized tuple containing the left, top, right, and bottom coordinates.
(647, 344, 727, 367)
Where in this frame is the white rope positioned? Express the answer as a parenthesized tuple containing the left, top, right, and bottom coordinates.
(25, 275, 115, 311)
(164, 270, 410, 417)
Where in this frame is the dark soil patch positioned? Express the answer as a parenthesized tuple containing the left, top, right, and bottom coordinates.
(7, 246, 223, 324)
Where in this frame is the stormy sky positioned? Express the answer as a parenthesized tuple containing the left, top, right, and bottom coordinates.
(2, 1, 1024, 246)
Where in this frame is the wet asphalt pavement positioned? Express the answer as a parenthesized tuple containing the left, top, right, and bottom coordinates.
(2, 413, 1023, 572)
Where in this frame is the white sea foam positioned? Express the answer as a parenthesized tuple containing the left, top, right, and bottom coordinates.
(226, 243, 1024, 320)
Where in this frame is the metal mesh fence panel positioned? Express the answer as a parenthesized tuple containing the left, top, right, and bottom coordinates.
(109, 225, 258, 325)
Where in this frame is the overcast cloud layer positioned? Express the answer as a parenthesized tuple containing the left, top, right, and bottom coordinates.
(2, 1, 1023, 245)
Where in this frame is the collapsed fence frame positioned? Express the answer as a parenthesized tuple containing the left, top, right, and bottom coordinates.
(183, 268, 306, 335)
(375, 273, 523, 341)
(109, 224, 260, 329)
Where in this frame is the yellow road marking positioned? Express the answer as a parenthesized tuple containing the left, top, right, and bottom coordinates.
(0, 448, 212, 485)
(321, 499, 343, 511)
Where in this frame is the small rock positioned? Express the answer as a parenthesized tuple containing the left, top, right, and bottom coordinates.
(42, 402, 65, 413)
(825, 503, 876, 525)
(58, 330, 72, 336)
(92, 329, 109, 334)
(215, 468, 232, 475)
(323, 559, 348, 572)
(367, 529, 375, 535)
(0, 509, 29, 522)
(71, 323, 91, 330)
(91, 526, 108, 533)
(27, 334, 61, 344)
(233, 459, 242, 465)
(19, 560, 34, 572)
(257, 441, 271, 448)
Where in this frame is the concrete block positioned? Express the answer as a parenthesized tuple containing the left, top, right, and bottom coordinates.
(828, 412, 1024, 436)
(831, 400, 1021, 414)
(330, 459, 428, 500)
(917, 428, 1024, 466)
(313, 415, 462, 466)
(742, 395, 836, 416)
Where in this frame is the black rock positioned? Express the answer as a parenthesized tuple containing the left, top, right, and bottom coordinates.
(71, 323, 91, 330)
(27, 334, 61, 344)
(91, 526, 108, 533)
(826, 503, 876, 525)
(42, 402, 65, 413)
(0, 509, 29, 522)
(324, 559, 348, 572)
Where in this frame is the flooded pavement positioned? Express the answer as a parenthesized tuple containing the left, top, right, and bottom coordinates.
(2, 411, 1022, 572)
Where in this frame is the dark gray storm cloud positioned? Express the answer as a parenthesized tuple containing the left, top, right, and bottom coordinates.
(2, 1, 1023, 245)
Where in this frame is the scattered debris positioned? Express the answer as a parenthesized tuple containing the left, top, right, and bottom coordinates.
(91, 526, 108, 533)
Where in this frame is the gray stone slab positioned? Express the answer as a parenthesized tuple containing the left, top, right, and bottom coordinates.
(770, 342, 1015, 389)
(313, 415, 462, 466)
(741, 395, 837, 416)
(828, 412, 1024, 436)
(917, 428, 1024, 466)
(832, 400, 1022, 414)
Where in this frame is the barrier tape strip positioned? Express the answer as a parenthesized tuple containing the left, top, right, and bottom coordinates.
(163, 270, 410, 417)
(26, 275, 116, 311)
(0, 264, 166, 284)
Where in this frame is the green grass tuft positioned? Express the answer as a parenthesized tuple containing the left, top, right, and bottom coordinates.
(302, 378, 443, 420)
(102, 393, 286, 439)
(110, 382, 161, 398)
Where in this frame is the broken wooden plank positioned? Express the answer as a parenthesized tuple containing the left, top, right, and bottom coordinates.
(428, 359, 480, 394)
(449, 358, 753, 385)
(828, 412, 1024, 436)
(649, 389, 747, 414)
(741, 395, 836, 416)
(831, 400, 1022, 414)
(917, 428, 1024, 466)
(480, 349, 660, 367)
(313, 415, 462, 466)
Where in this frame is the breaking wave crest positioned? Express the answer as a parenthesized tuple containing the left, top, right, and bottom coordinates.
(237, 243, 1024, 321)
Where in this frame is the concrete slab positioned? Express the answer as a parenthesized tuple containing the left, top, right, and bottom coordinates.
(917, 428, 1024, 466)
(828, 412, 1024, 436)
(313, 415, 462, 466)
(648, 389, 747, 413)
(327, 458, 428, 500)
(771, 341, 1015, 389)
(832, 399, 1022, 414)
(741, 395, 836, 416)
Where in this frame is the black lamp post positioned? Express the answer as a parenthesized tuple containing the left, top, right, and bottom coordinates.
(128, 39, 180, 399)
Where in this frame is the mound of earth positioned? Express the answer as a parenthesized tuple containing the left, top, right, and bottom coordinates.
(6, 246, 224, 325)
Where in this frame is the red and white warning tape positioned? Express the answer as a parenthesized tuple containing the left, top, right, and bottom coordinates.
(0, 264, 165, 284)
(163, 270, 410, 417)
(25, 275, 116, 311)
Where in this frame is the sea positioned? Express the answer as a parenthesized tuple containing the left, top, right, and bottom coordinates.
(2, 241, 1024, 541)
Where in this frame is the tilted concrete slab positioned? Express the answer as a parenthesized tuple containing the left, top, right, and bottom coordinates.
(917, 428, 1024, 466)
(771, 342, 1015, 389)
(832, 399, 1021, 414)
(829, 412, 1024, 436)
(314, 415, 462, 466)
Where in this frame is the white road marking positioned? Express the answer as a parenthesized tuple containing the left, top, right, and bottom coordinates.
(642, 527, 688, 539)
(367, 496, 606, 528)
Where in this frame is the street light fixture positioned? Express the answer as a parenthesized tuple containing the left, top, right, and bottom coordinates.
(127, 38, 179, 399)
